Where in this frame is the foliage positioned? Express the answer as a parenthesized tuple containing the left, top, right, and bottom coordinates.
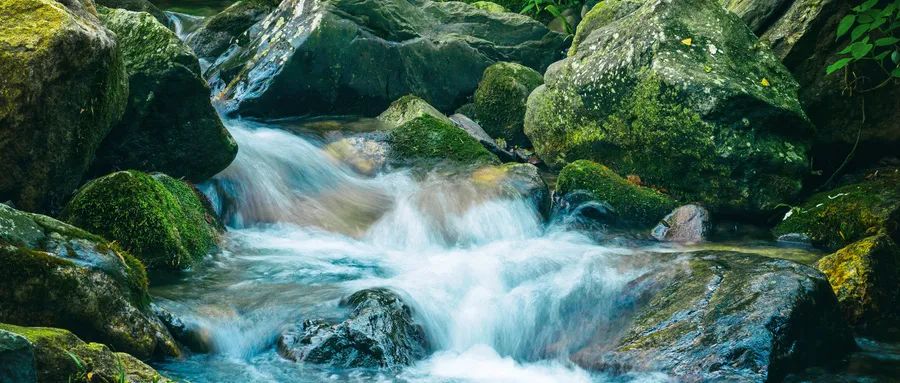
(520, 0, 584, 34)
(827, 0, 900, 87)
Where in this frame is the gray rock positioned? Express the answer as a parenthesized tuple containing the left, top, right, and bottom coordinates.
(651, 204, 711, 242)
(449, 114, 521, 163)
(210, 0, 567, 117)
(0, 329, 36, 383)
(187, 0, 279, 59)
(277, 288, 428, 368)
(573, 251, 855, 382)
(325, 132, 391, 176)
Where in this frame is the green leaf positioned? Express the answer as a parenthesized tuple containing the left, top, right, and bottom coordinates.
(837, 15, 856, 38)
(520, 3, 535, 14)
(875, 50, 890, 60)
(851, 42, 874, 59)
(893, 67, 900, 77)
(855, 0, 878, 12)
(545, 4, 561, 17)
(851, 23, 871, 42)
(876, 37, 900, 46)
(826, 58, 853, 75)
(892, 50, 900, 63)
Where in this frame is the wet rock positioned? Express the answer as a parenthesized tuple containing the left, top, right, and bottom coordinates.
(0, 329, 35, 383)
(449, 114, 521, 163)
(773, 168, 900, 251)
(651, 204, 711, 243)
(388, 115, 500, 169)
(556, 160, 677, 228)
(0, 203, 178, 359)
(91, 8, 238, 182)
(325, 132, 391, 176)
(472, 62, 544, 147)
(96, 0, 172, 27)
(377, 95, 453, 129)
(469, 1, 506, 13)
(278, 288, 429, 368)
(525, 0, 811, 214)
(151, 304, 212, 353)
(573, 251, 855, 382)
(471, 163, 550, 216)
(187, 0, 279, 59)
(210, 0, 566, 117)
(0, 324, 174, 383)
(0, 0, 128, 213)
(63, 171, 223, 270)
(816, 233, 900, 334)
(724, 0, 900, 172)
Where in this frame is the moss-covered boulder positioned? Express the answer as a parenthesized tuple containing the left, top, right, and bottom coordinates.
(816, 233, 900, 333)
(0, 0, 128, 213)
(186, 0, 279, 59)
(210, 0, 566, 117)
(0, 203, 178, 359)
(525, 0, 811, 214)
(90, 8, 238, 182)
(0, 324, 174, 383)
(377, 95, 453, 129)
(63, 171, 222, 270)
(573, 251, 854, 381)
(472, 62, 543, 147)
(96, 0, 171, 27)
(556, 160, 677, 228)
(388, 115, 500, 168)
(724, 0, 900, 172)
(774, 169, 900, 251)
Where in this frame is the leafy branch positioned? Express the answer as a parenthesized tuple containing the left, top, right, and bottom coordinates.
(827, 0, 900, 90)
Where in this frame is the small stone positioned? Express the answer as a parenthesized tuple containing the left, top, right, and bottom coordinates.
(651, 204, 710, 242)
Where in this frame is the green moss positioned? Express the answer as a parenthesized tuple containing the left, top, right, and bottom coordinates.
(438, 0, 527, 12)
(62, 171, 219, 270)
(774, 170, 900, 251)
(377, 95, 452, 129)
(470, 1, 507, 13)
(388, 115, 500, 168)
(473, 62, 543, 147)
(556, 160, 677, 227)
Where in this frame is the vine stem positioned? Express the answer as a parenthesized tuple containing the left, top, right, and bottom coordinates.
(819, 96, 865, 191)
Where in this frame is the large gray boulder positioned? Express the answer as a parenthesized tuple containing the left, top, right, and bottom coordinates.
(573, 251, 855, 382)
(524, 0, 812, 214)
(91, 8, 238, 182)
(278, 288, 429, 368)
(0, 0, 128, 213)
(210, 0, 567, 117)
(0, 203, 179, 359)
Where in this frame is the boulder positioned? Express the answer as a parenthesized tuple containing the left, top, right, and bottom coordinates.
(573, 251, 855, 382)
(277, 288, 429, 368)
(62, 171, 223, 270)
(525, 0, 811, 214)
(774, 168, 900, 251)
(377, 95, 453, 129)
(0, 0, 128, 213)
(472, 62, 543, 147)
(651, 204, 711, 243)
(471, 163, 550, 216)
(816, 232, 900, 333)
(388, 115, 500, 168)
(90, 8, 237, 182)
(556, 160, 677, 228)
(210, 0, 567, 117)
(96, 0, 172, 27)
(0, 324, 174, 383)
(0, 203, 178, 358)
(0, 329, 35, 383)
(723, 0, 900, 172)
(187, 0, 279, 60)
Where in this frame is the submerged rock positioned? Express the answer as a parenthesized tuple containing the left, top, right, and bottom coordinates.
(471, 163, 550, 216)
(278, 288, 429, 368)
(556, 160, 677, 228)
(525, 0, 811, 214)
(472, 62, 544, 147)
(574, 251, 855, 382)
(91, 8, 238, 182)
(651, 204, 711, 243)
(187, 0, 279, 59)
(0, 0, 128, 213)
(0, 324, 174, 383)
(773, 168, 900, 251)
(0, 203, 178, 359)
(210, 0, 566, 117)
(325, 132, 391, 176)
(63, 171, 223, 270)
(816, 233, 900, 334)
(388, 115, 500, 169)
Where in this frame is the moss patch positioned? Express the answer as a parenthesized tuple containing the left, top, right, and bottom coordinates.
(556, 160, 677, 227)
(388, 115, 499, 168)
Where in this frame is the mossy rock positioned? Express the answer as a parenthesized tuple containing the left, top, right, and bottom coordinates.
(388, 115, 500, 168)
(439, 0, 526, 13)
(556, 160, 677, 228)
(574, 251, 854, 381)
(470, 1, 507, 13)
(63, 171, 222, 270)
(0, 203, 178, 359)
(187, 0, 280, 59)
(377, 95, 453, 129)
(96, 0, 172, 27)
(525, 0, 811, 214)
(473, 62, 543, 147)
(91, 7, 238, 183)
(816, 233, 900, 333)
(774, 169, 900, 251)
(0, 324, 174, 383)
(0, 0, 128, 213)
